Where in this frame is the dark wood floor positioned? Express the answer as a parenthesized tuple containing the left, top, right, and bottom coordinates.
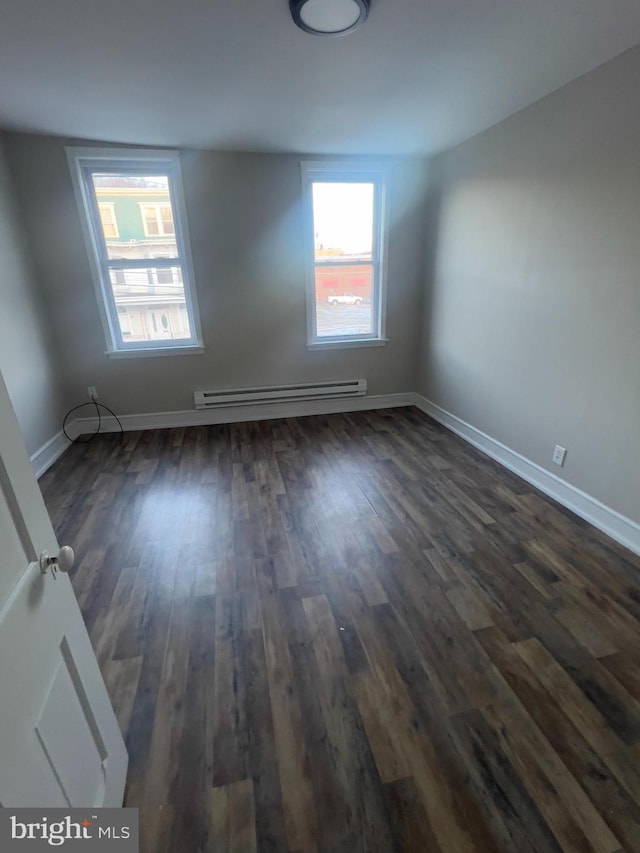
(40, 407, 640, 853)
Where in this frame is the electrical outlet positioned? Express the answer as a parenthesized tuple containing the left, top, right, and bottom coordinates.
(87, 386, 98, 400)
(552, 445, 567, 467)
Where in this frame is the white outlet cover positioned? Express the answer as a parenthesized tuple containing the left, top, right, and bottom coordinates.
(552, 445, 567, 466)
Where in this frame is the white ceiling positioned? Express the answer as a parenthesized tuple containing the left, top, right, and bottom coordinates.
(1, 0, 640, 155)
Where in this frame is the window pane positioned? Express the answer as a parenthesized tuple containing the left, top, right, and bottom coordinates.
(91, 174, 178, 260)
(156, 267, 174, 284)
(159, 204, 175, 235)
(109, 265, 190, 342)
(97, 204, 118, 238)
(116, 306, 132, 335)
(141, 206, 161, 236)
(312, 182, 374, 262)
(314, 264, 373, 337)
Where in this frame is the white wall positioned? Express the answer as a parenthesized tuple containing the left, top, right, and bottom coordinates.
(0, 133, 69, 456)
(4, 137, 428, 415)
(419, 46, 640, 525)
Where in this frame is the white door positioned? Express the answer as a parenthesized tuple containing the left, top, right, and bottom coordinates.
(0, 369, 128, 807)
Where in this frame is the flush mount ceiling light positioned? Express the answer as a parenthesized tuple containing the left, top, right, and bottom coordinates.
(290, 0, 370, 36)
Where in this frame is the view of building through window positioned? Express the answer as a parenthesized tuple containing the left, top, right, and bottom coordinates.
(91, 173, 190, 343)
(311, 181, 375, 338)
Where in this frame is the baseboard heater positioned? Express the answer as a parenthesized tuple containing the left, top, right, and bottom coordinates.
(194, 378, 367, 409)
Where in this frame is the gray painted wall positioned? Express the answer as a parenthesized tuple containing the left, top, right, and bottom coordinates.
(3, 136, 428, 416)
(418, 46, 640, 524)
(0, 134, 69, 456)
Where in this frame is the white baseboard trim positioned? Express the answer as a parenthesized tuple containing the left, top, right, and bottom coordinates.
(30, 430, 70, 478)
(70, 393, 415, 436)
(412, 394, 640, 557)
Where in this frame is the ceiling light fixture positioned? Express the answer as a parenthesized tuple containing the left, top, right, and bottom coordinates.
(290, 0, 370, 36)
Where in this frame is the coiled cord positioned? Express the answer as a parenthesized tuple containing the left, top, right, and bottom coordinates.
(62, 396, 124, 444)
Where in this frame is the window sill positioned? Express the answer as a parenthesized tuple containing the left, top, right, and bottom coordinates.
(306, 338, 388, 351)
(105, 345, 205, 359)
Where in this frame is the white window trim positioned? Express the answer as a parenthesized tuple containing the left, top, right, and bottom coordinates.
(106, 345, 205, 359)
(66, 146, 204, 356)
(301, 160, 389, 349)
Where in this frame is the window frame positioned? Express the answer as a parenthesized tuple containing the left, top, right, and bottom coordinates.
(66, 147, 203, 357)
(301, 160, 389, 349)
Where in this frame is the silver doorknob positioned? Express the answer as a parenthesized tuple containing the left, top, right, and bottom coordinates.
(39, 545, 75, 577)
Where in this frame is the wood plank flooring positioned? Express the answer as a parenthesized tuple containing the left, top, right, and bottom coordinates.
(39, 407, 640, 852)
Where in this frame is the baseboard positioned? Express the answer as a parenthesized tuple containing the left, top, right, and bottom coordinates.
(30, 430, 70, 478)
(412, 394, 640, 558)
(70, 393, 415, 436)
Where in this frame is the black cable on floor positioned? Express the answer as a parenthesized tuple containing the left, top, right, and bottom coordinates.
(62, 396, 124, 444)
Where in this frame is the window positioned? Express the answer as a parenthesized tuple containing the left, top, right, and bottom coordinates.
(140, 203, 175, 237)
(301, 161, 388, 347)
(97, 203, 118, 238)
(117, 306, 132, 336)
(66, 147, 203, 356)
(156, 268, 174, 285)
